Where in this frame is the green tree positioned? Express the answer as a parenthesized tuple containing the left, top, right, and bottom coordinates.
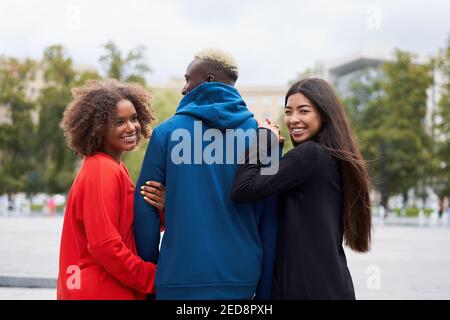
(74, 69, 102, 86)
(36, 45, 100, 194)
(380, 50, 433, 208)
(435, 42, 450, 197)
(343, 69, 383, 192)
(99, 41, 151, 85)
(36, 45, 76, 193)
(0, 57, 39, 195)
(344, 50, 433, 209)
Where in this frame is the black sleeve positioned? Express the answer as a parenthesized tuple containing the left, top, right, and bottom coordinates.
(231, 128, 320, 203)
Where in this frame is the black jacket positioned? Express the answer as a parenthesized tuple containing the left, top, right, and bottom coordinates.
(231, 129, 355, 300)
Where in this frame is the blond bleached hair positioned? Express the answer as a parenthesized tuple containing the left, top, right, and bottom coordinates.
(194, 48, 239, 82)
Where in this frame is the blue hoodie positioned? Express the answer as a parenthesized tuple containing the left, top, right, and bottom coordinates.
(134, 82, 277, 300)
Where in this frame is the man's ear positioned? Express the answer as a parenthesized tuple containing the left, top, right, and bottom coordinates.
(207, 74, 215, 82)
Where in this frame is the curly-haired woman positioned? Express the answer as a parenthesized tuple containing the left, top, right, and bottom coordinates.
(57, 79, 163, 300)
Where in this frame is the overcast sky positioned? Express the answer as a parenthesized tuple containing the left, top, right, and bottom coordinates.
(1, 0, 449, 86)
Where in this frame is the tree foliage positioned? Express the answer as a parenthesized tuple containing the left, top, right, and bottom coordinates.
(344, 50, 434, 207)
(0, 57, 38, 194)
(99, 41, 151, 85)
(435, 43, 450, 196)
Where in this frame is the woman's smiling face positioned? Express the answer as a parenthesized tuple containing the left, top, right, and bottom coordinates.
(284, 93, 323, 144)
(102, 99, 141, 159)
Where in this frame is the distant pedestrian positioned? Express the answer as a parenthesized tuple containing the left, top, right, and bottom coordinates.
(442, 196, 449, 227)
(47, 197, 56, 216)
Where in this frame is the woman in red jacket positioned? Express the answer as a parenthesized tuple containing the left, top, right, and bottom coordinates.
(57, 79, 163, 300)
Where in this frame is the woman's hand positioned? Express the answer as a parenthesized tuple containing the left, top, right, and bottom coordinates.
(141, 181, 165, 212)
(256, 118, 285, 144)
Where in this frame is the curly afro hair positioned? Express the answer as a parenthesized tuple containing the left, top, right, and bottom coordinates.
(60, 79, 155, 157)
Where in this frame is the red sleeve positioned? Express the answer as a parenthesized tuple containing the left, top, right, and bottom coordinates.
(159, 210, 165, 232)
(80, 157, 156, 294)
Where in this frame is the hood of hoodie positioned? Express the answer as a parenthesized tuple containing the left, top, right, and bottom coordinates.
(175, 82, 254, 131)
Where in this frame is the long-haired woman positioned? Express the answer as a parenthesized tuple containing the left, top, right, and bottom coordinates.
(232, 78, 372, 299)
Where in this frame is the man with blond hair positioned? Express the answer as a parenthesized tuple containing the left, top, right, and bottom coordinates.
(134, 49, 277, 300)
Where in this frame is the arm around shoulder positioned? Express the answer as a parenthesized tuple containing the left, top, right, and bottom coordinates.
(231, 140, 321, 202)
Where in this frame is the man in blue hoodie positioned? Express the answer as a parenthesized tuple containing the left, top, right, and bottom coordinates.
(134, 49, 277, 300)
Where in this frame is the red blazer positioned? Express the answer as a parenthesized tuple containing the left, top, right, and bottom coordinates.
(57, 153, 156, 300)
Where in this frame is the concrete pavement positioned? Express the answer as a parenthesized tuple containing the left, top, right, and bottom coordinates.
(1, 216, 450, 300)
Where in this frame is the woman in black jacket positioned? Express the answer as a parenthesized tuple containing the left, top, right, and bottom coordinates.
(231, 78, 372, 300)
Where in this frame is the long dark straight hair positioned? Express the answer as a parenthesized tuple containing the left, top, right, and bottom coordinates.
(285, 78, 372, 252)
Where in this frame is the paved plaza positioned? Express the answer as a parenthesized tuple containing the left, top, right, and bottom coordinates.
(0, 216, 449, 300)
